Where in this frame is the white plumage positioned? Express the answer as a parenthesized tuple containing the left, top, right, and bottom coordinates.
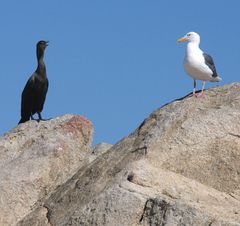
(178, 31, 221, 97)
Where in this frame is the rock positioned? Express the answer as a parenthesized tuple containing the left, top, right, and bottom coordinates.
(3, 83, 240, 225)
(92, 143, 113, 155)
(0, 115, 93, 226)
(88, 142, 113, 163)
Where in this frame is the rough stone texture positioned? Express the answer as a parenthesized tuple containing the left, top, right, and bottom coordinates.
(92, 143, 113, 156)
(3, 83, 240, 226)
(0, 115, 93, 226)
(87, 142, 113, 163)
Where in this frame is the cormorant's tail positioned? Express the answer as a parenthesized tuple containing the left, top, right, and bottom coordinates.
(18, 117, 29, 124)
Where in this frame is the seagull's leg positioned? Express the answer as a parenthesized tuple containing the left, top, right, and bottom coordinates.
(189, 80, 197, 97)
(197, 81, 205, 97)
(193, 79, 197, 96)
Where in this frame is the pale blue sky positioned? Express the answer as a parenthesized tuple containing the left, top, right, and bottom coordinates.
(0, 1, 239, 145)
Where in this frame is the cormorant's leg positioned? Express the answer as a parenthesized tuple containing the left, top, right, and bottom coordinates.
(37, 112, 50, 121)
(197, 81, 205, 97)
(37, 112, 42, 122)
(30, 114, 35, 120)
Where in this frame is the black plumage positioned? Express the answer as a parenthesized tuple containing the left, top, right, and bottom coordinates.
(19, 40, 49, 124)
(203, 53, 218, 78)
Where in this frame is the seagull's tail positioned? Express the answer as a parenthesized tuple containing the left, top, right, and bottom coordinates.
(211, 76, 222, 82)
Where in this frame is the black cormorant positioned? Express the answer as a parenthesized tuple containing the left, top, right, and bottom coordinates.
(19, 40, 49, 124)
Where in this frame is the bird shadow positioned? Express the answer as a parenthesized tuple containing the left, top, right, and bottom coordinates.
(161, 89, 203, 108)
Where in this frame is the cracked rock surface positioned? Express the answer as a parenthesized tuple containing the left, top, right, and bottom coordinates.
(0, 115, 93, 226)
(2, 83, 240, 225)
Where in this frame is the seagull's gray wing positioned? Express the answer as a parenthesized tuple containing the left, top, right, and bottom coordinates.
(203, 53, 218, 78)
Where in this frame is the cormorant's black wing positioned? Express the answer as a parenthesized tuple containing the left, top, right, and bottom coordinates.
(38, 78, 49, 112)
(20, 74, 36, 120)
(203, 53, 218, 78)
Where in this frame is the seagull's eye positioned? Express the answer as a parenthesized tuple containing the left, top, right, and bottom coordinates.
(187, 34, 191, 37)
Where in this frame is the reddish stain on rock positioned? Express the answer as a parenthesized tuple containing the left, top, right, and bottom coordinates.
(63, 116, 93, 144)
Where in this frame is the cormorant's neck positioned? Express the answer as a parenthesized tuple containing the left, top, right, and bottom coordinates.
(36, 48, 46, 75)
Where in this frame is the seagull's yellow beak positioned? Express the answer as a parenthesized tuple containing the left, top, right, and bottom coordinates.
(177, 37, 186, 43)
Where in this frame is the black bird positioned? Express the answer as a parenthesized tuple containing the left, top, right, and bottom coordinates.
(19, 40, 49, 124)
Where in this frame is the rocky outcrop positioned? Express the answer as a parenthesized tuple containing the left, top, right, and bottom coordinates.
(2, 83, 240, 226)
(0, 115, 93, 226)
(92, 143, 113, 156)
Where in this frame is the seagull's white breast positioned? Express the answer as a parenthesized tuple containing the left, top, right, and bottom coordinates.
(184, 44, 213, 81)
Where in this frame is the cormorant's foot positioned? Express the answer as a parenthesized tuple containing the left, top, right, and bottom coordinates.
(37, 118, 52, 122)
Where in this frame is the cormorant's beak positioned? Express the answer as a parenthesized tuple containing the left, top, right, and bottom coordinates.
(177, 36, 186, 43)
(45, 41, 49, 47)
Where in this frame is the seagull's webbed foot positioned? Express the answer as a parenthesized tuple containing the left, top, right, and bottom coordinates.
(188, 93, 197, 98)
(196, 81, 205, 97)
(196, 91, 204, 97)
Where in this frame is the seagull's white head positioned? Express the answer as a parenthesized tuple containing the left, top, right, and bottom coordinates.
(177, 31, 200, 44)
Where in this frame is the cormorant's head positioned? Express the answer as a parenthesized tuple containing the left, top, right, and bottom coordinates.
(37, 40, 49, 51)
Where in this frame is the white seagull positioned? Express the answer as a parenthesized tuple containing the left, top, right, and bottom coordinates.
(177, 31, 221, 97)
